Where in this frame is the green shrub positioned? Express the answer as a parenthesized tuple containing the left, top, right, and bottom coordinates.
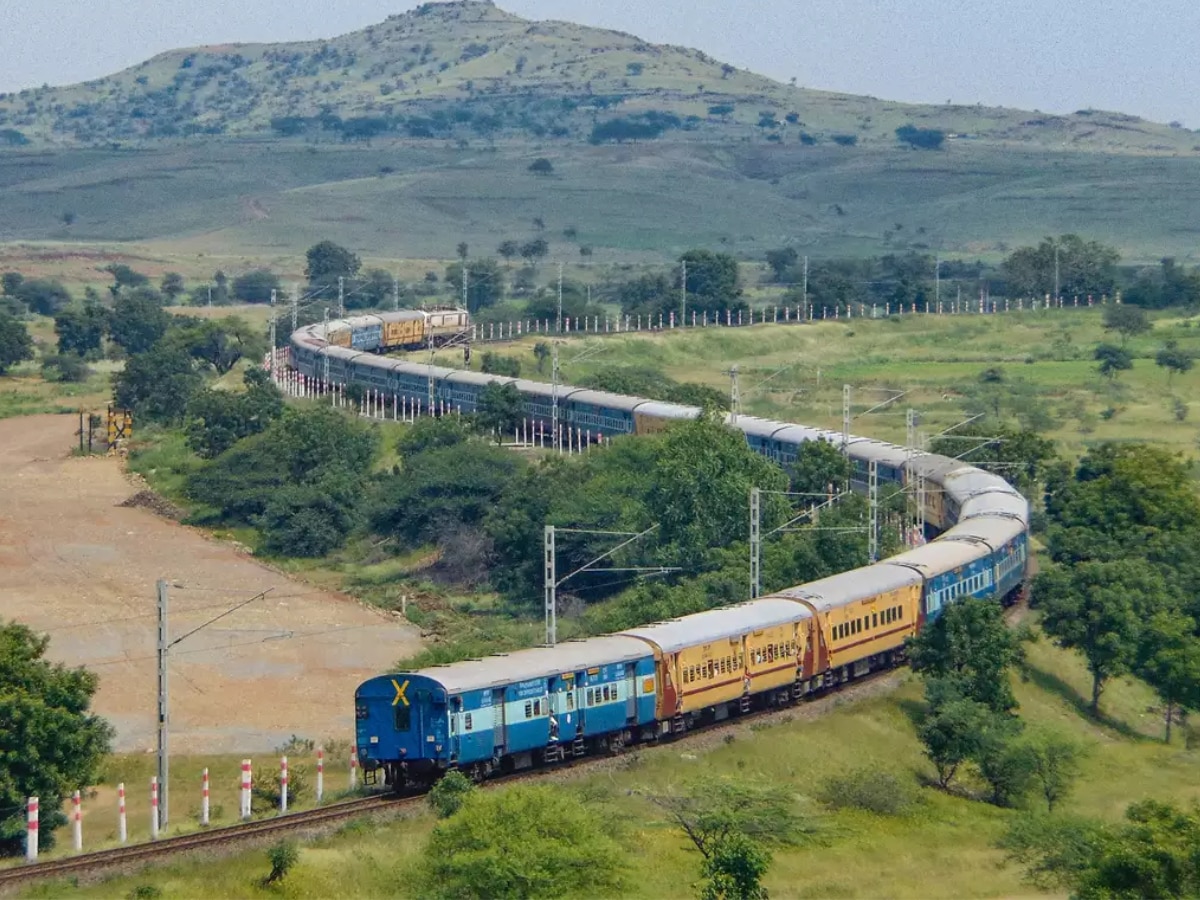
(817, 767, 918, 816)
(428, 770, 475, 818)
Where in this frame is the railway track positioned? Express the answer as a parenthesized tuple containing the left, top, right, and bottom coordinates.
(0, 794, 410, 893)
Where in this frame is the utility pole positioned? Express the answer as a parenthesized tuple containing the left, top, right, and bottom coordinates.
(207, 285, 212, 308)
(802, 255, 809, 315)
(868, 460, 879, 563)
(749, 487, 761, 599)
(934, 255, 940, 309)
(842, 384, 851, 456)
(556, 262, 564, 334)
(427, 330, 435, 414)
(544, 526, 557, 646)
(1054, 242, 1060, 303)
(322, 308, 331, 386)
(729, 365, 741, 423)
(551, 342, 561, 451)
(290, 285, 299, 332)
(461, 263, 468, 312)
(268, 290, 277, 378)
(156, 580, 169, 827)
(916, 429, 927, 542)
(337, 277, 345, 317)
(393, 274, 400, 312)
(680, 259, 687, 326)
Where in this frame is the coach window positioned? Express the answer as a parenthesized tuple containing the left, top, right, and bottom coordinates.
(525, 701, 533, 719)
(464, 713, 473, 731)
(566, 693, 575, 711)
(533, 700, 542, 716)
(394, 705, 412, 731)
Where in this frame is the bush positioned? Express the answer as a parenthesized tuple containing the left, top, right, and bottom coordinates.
(428, 770, 475, 818)
(40, 353, 90, 383)
(264, 840, 299, 886)
(896, 124, 946, 150)
(250, 765, 309, 814)
(816, 768, 918, 816)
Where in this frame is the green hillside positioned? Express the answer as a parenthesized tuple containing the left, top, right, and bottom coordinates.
(0, 0, 1199, 262)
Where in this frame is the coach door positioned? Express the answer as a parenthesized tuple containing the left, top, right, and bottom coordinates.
(625, 663, 637, 721)
(491, 690, 506, 756)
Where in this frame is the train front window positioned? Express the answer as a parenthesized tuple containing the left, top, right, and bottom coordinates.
(394, 705, 412, 731)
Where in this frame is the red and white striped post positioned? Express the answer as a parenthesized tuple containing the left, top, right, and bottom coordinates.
(350, 747, 359, 789)
(117, 783, 127, 843)
(72, 790, 82, 852)
(316, 748, 325, 804)
(280, 756, 289, 814)
(25, 797, 38, 863)
(200, 769, 210, 826)
(150, 777, 160, 840)
(240, 759, 252, 820)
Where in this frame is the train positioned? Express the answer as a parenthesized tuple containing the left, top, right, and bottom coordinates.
(318, 308, 471, 352)
(286, 310, 1031, 787)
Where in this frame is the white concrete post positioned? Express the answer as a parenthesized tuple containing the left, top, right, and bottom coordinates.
(150, 777, 160, 840)
(280, 756, 288, 814)
(72, 790, 82, 852)
(25, 797, 38, 863)
(201, 768, 210, 826)
(316, 748, 325, 804)
(350, 748, 359, 789)
(241, 759, 252, 820)
(117, 783, 127, 843)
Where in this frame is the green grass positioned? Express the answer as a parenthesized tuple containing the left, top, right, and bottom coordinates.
(2, 139, 1200, 269)
(26, 629, 1200, 899)
(484, 306, 1200, 461)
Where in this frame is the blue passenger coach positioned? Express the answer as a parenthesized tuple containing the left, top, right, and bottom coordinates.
(356, 636, 656, 785)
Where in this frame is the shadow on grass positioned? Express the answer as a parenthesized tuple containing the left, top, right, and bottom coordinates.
(1021, 661, 1151, 742)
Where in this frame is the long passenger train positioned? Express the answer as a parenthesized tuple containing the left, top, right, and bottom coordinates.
(288, 311, 1030, 786)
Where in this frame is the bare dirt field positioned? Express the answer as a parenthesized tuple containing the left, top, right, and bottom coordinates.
(0, 414, 421, 754)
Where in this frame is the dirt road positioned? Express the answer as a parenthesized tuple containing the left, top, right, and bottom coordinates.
(0, 415, 421, 753)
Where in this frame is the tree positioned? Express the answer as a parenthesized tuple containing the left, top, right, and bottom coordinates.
(397, 416, 473, 458)
(497, 239, 520, 263)
(445, 259, 505, 313)
(678, 249, 743, 317)
(1103, 304, 1150, 345)
(0, 313, 34, 374)
(104, 263, 149, 298)
(1006, 800, 1200, 899)
(160, 272, 186, 302)
(519, 239, 550, 266)
(41, 353, 89, 383)
(895, 124, 945, 149)
(1024, 729, 1084, 812)
(258, 471, 363, 557)
(700, 832, 771, 900)
(533, 341, 551, 373)
(420, 785, 624, 899)
(109, 292, 170, 355)
(647, 775, 803, 859)
(0, 623, 114, 856)
(1033, 559, 1169, 713)
(1002, 234, 1119, 300)
(231, 269, 281, 304)
(917, 681, 1001, 788)
(929, 423, 1057, 496)
(528, 157, 554, 176)
(185, 369, 284, 459)
(475, 382, 526, 441)
(304, 240, 361, 285)
(54, 302, 108, 357)
(765, 246, 798, 282)
(456, 242, 469, 261)
(1156, 340, 1194, 385)
(788, 438, 851, 495)
(908, 597, 1026, 714)
(1, 272, 23, 296)
(14, 278, 72, 316)
(1094, 342, 1132, 380)
(1138, 613, 1200, 743)
(428, 771, 475, 819)
(171, 316, 266, 375)
(113, 343, 203, 424)
(263, 840, 299, 886)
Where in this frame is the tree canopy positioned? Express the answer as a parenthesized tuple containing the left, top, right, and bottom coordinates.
(0, 623, 113, 856)
(1002, 234, 1119, 299)
(305, 240, 361, 285)
(0, 313, 34, 374)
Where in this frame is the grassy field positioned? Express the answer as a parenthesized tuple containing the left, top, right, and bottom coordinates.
(478, 305, 1200, 462)
(3, 140, 1200, 268)
(22, 628, 1198, 900)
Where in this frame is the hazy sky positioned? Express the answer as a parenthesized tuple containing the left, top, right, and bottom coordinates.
(2, 0, 1198, 126)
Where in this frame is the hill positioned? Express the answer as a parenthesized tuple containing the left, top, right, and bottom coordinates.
(0, 1, 1199, 262)
(1, 0, 1196, 153)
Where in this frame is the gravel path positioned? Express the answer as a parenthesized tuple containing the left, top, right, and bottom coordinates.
(0, 414, 420, 753)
